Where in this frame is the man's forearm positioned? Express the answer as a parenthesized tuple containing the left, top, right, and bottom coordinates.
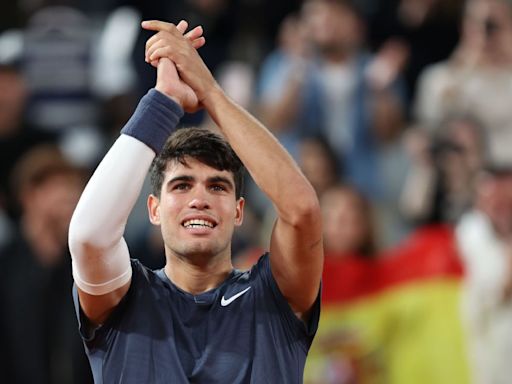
(69, 135, 153, 294)
(69, 89, 183, 295)
(203, 86, 317, 222)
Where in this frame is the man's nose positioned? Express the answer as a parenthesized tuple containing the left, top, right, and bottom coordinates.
(188, 191, 210, 210)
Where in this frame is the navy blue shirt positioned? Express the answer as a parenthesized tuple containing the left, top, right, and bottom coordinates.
(73, 254, 320, 383)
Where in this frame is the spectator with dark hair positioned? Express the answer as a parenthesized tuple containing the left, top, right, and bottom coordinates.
(401, 114, 487, 225)
(257, 0, 408, 200)
(306, 181, 468, 384)
(298, 136, 340, 198)
(321, 184, 377, 258)
(0, 145, 93, 384)
(305, 184, 377, 383)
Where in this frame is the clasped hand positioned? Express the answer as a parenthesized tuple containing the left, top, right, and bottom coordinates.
(142, 19, 217, 113)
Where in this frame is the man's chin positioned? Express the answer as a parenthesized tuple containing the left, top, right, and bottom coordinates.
(175, 241, 217, 259)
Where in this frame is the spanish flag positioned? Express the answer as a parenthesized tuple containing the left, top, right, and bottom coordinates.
(305, 225, 470, 384)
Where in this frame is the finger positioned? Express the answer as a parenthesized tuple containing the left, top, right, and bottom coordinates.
(176, 20, 188, 34)
(146, 31, 203, 56)
(142, 20, 181, 34)
(146, 37, 204, 63)
(184, 25, 203, 41)
(147, 26, 200, 49)
(146, 39, 172, 62)
(145, 31, 163, 55)
(145, 33, 178, 62)
(191, 36, 206, 49)
(149, 47, 174, 62)
(158, 57, 179, 77)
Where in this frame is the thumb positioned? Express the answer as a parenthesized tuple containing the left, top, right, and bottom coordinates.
(157, 58, 179, 80)
(156, 58, 183, 105)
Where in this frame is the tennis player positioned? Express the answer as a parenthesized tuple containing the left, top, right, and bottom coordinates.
(69, 20, 323, 383)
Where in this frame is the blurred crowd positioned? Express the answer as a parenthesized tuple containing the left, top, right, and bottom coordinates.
(2, 0, 512, 383)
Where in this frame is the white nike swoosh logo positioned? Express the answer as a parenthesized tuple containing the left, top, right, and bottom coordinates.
(220, 287, 251, 306)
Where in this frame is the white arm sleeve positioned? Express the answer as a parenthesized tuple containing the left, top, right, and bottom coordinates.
(68, 134, 155, 295)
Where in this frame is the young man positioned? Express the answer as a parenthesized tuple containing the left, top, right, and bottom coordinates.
(68, 20, 323, 383)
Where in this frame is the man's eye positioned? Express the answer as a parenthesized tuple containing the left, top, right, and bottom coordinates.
(174, 183, 190, 190)
(210, 185, 226, 192)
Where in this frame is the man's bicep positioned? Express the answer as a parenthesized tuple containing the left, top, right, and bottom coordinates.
(77, 279, 131, 326)
(70, 240, 133, 325)
(269, 216, 323, 318)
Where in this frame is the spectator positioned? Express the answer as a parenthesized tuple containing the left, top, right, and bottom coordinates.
(401, 114, 487, 225)
(0, 145, 93, 384)
(415, 0, 512, 167)
(306, 183, 468, 383)
(298, 136, 340, 198)
(321, 184, 377, 258)
(370, 91, 414, 246)
(456, 166, 512, 384)
(306, 184, 378, 383)
(257, 0, 408, 198)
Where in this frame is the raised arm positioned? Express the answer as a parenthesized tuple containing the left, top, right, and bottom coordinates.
(143, 20, 323, 319)
(69, 21, 204, 325)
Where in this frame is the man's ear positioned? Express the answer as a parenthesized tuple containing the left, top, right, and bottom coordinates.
(234, 197, 245, 227)
(148, 194, 161, 225)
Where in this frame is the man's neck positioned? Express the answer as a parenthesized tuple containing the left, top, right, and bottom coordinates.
(164, 252, 233, 295)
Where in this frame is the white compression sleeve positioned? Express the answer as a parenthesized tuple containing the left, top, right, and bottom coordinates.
(69, 134, 154, 295)
(69, 89, 183, 295)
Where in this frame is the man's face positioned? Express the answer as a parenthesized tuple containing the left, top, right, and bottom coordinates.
(463, 0, 512, 56)
(23, 172, 83, 244)
(303, 1, 363, 54)
(148, 157, 244, 262)
(321, 189, 369, 254)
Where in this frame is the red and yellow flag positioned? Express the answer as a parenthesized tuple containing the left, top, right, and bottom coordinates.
(305, 225, 470, 384)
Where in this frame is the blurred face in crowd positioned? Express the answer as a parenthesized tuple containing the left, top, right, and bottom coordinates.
(277, 14, 310, 57)
(462, 0, 512, 61)
(321, 186, 373, 255)
(0, 68, 26, 136)
(302, 0, 364, 56)
(444, 117, 486, 173)
(22, 171, 84, 246)
(299, 138, 337, 197)
(433, 117, 486, 202)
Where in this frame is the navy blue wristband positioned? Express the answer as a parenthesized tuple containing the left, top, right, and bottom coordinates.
(120, 89, 184, 154)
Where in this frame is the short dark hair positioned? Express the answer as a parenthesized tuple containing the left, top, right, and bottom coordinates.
(150, 127, 245, 199)
(305, 0, 363, 18)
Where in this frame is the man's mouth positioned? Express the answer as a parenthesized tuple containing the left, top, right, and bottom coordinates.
(182, 219, 216, 229)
